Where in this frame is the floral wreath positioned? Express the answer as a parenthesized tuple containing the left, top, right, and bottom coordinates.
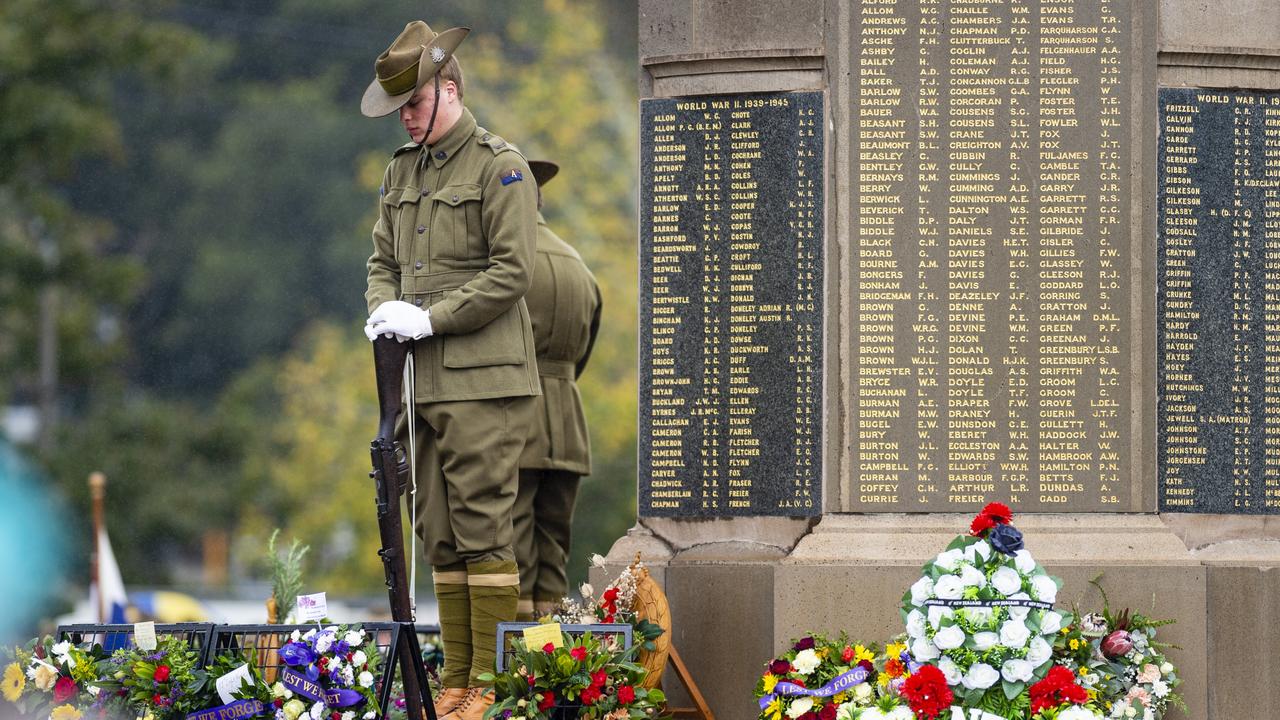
(276, 625, 382, 720)
(899, 503, 1065, 708)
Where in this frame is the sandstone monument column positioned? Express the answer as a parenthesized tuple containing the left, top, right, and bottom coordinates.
(602, 1, 1280, 717)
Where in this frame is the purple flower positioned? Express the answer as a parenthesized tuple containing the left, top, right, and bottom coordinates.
(988, 524, 1024, 556)
(334, 640, 350, 656)
(279, 642, 317, 667)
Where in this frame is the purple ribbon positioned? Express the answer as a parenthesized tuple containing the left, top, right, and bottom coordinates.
(924, 598, 1053, 610)
(185, 699, 266, 720)
(280, 668, 366, 709)
(757, 667, 871, 710)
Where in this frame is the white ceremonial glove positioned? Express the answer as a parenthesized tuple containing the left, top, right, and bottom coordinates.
(365, 300, 434, 342)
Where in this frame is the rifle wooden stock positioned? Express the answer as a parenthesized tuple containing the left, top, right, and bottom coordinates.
(370, 335, 434, 720)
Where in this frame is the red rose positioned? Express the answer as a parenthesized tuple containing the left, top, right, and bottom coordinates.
(53, 676, 77, 703)
(537, 691, 556, 711)
(570, 646, 588, 662)
(153, 665, 171, 683)
(581, 686, 602, 705)
(617, 685, 636, 704)
(900, 665, 953, 720)
(819, 703, 838, 720)
(542, 643, 556, 654)
(274, 699, 285, 708)
(840, 646, 854, 663)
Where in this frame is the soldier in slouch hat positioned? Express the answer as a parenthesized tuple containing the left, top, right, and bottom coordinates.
(360, 20, 539, 720)
(512, 161, 602, 620)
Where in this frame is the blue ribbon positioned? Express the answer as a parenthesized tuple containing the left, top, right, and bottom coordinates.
(185, 699, 266, 720)
(757, 667, 871, 710)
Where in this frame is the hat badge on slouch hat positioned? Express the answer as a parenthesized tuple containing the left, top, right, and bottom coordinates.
(361, 20, 470, 118)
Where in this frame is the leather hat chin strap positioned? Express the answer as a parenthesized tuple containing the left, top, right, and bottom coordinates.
(422, 74, 442, 147)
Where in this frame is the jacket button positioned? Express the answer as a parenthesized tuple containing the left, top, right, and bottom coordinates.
(421, 188, 430, 196)
(435, 151, 447, 160)
(414, 298, 424, 307)
(451, 195, 459, 203)
(414, 260, 423, 269)
(417, 225, 426, 234)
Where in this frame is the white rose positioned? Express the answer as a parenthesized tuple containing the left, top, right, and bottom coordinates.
(959, 565, 986, 589)
(1026, 637, 1053, 666)
(1001, 658, 1035, 682)
(1000, 619, 1031, 648)
(786, 696, 814, 719)
(965, 540, 992, 564)
(272, 682, 287, 699)
(1124, 707, 1137, 718)
(934, 575, 965, 600)
(962, 663, 999, 689)
(991, 566, 1022, 596)
(352, 650, 367, 667)
(1008, 593, 1032, 621)
(973, 632, 998, 651)
(1058, 709, 1100, 720)
(887, 708, 915, 720)
(1159, 662, 1174, 674)
(935, 549, 964, 571)
(792, 648, 820, 675)
(1152, 680, 1169, 698)
(1013, 549, 1036, 574)
(928, 605, 954, 629)
(359, 671, 374, 688)
(934, 624, 966, 650)
(853, 682, 873, 702)
(1040, 610, 1063, 635)
(906, 609, 928, 639)
(911, 577, 935, 605)
(938, 657, 962, 685)
(911, 637, 940, 662)
(1031, 575, 1059, 604)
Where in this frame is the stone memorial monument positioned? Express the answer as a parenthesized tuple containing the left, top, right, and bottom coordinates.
(602, 1, 1280, 718)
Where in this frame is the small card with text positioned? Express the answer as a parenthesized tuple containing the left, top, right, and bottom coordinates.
(522, 623, 563, 650)
(296, 592, 328, 622)
(134, 621, 157, 651)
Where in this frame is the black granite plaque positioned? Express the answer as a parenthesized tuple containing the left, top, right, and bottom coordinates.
(639, 92, 824, 517)
(1158, 87, 1280, 514)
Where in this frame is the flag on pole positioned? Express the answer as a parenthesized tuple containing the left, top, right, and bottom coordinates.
(90, 526, 128, 624)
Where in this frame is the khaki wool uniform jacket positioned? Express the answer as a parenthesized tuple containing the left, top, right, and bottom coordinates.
(517, 214, 601, 475)
(366, 108, 541, 403)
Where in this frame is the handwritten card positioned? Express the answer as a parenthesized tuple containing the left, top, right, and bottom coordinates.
(216, 663, 253, 704)
(134, 621, 157, 651)
(522, 623, 563, 650)
(296, 592, 328, 622)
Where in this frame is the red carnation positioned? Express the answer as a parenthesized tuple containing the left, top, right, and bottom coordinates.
(153, 664, 171, 683)
(53, 676, 78, 703)
(1029, 665, 1088, 714)
(570, 646, 588, 662)
(537, 691, 556, 711)
(856, 659, 874, 674)
(769, 659, 792, 675)
(542, 643, 556, 654)
(581, 686, 603, 705)
(274, 699, 284, 709)
(840, 646, 854, 663)
(900, 665, 953, 720)
(617, 685, 636, 704)
(796, 712, 818, 720)
(591, 670, 608, 688)
(970, 502, 1014, 537)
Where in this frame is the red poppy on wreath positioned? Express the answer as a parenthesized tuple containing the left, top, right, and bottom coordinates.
(900, 665, 954, 720)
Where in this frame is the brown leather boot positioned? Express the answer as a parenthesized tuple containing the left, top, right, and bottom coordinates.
(440, 687, 495, 720)
(433, 687, 469, 717)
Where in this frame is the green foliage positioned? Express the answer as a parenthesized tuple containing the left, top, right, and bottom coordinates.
(267, 529, 309, 621)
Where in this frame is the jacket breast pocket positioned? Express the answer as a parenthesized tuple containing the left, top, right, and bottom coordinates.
(431, 183, 483, 260)
(383, 186, 424, 264)
(442, 303, 526, 368)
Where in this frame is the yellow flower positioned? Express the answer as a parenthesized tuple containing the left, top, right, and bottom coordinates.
(2, 663, 24, 702)
(885, 642, 906, 658)
(877, 671, 892, 687)
(765, 698, 782, 720)
(1079, 667, 1089, 677)
(50, 706, 83, 720)
(832, 693, 847, 704)
(854, 645, 875, 663)
(1069, 639, 1081, 650)
(817, 647, 829, 660)
(762, 674, 779, 693)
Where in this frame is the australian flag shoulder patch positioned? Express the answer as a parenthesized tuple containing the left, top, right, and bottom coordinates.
(501, 169, 524, 186)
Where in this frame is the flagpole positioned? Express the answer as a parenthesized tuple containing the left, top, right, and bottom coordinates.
(89, 471, 106, 623)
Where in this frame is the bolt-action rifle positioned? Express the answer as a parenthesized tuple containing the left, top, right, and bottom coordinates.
(370, 335, 435, 720)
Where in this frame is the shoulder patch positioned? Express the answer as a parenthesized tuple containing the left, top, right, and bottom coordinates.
(500, 168, 524, 186)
